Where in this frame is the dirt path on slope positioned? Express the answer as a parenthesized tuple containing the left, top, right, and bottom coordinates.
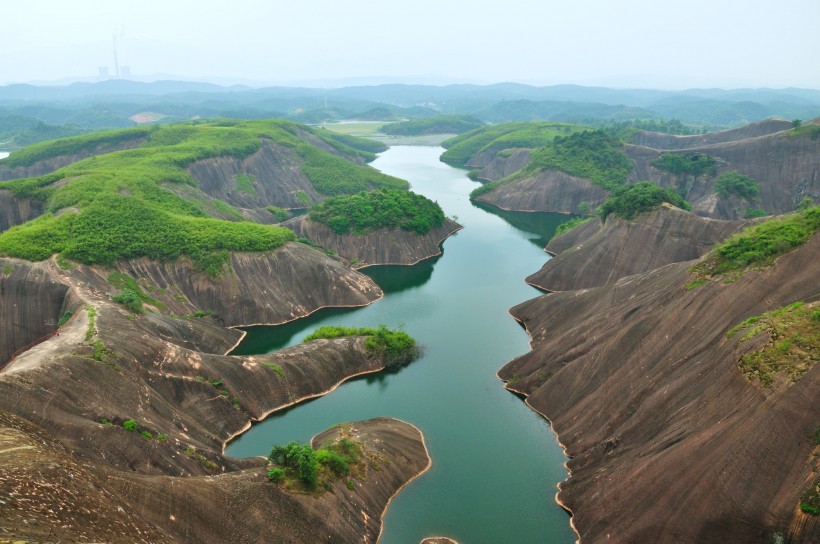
(2, 307, 89, 374)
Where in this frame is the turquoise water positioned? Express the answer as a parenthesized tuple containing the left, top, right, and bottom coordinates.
(227, 146, 575, 544)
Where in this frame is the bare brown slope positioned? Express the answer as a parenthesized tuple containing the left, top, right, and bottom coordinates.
(284, 215, 461, 268)
(474, 169, 609, 214)
(187, 139, 322, 215)
(75, 243, 382, 328)
(1, 409, 429, 544)
(469, 148, 531, 181)
(529, 206, 753, 291)
(629, 118, 794, 150)
(500, 235, 820, 544)
(0, 258, 429, 543)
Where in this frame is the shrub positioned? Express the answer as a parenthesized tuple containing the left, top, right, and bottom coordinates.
(712, 207, 820, 274)
(598, 181, 691, 221)
(267, 468, 286, 482)
(304, 325, 419, 369)
(797, 197, 815, 212)
(652, 153, 717, 177)
(714, 172, 760, 201)
(112, 289, 144, 313)
(555, 217, 593, 237)
(528, 130, 632, 190)
(744, 208, 767, 219)
(122, 419, 138, 431)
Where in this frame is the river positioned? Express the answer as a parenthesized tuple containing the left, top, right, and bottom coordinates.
(227, 146, 575, 544)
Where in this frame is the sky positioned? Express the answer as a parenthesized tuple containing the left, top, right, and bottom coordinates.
(2, 0, 819, 89)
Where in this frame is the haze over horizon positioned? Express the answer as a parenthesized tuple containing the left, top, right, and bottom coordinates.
(3, 0, 820, 90)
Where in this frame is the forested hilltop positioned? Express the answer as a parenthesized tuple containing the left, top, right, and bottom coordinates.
(0, 119, 441, 274)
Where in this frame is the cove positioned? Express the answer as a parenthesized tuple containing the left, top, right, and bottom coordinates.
(227, 146, 576, 544)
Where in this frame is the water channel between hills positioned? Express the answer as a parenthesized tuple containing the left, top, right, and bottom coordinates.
(226, 145, 576, 544)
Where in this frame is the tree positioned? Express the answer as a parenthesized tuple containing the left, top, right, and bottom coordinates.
(792, 119, 803, 129)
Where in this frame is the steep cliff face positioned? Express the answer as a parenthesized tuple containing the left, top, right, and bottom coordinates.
(67, 243, 383, 327)
(0, 258, 75, 365)
(471, 149, 531, 181)
(187, 139, 322, 213)
(0, 256, 429, 543)
(626, 120, 820, 218)
(530, 206, 753, 291)
(474, 169, 609, 214)
(284, 216, 461, 268)
(500, 234, 820, 544)
(0, 189, 44, 232)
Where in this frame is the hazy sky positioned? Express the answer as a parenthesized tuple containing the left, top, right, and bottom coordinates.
(2, 0, 819, 89)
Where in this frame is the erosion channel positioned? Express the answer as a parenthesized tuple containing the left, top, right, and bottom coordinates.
(227, 146, 575, 543)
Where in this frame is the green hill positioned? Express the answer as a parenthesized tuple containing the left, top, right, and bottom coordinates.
(0, 119, 406, 273)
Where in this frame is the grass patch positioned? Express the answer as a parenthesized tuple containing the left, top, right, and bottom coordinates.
(57, 311, 72, 327)
(727, 301, 819, 387)
(265, 205, 289, 222)
(309, 189, 445, 235)
(261, 362, 286, 380)
(707, 207, 819, 276)
(235, 173, 257, 195)
(85, 306, 96, 341)
(304, 325, 418, 369)
(108, 272, 166, 310)
(555, 216, 593, 237)
(184, 446, 220, 473)
(2, 265, 11, 275)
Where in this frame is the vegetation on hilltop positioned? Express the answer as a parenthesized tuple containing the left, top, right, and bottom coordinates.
(688, 206, 820, 283)
(597, 181, 690, 221)
(381, 115, 484, 136)
(0, 119, 399, 271)
(527, 130, 632, 190)
(441, 122, 582, 167)
(267, 434, 364, 491)
(304, 325, 419, 369)
(554, 216, 594, 237)
(308, 189, 445, 235)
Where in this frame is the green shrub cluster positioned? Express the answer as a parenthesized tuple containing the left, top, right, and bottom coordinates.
(267, 438, 362, 490)
(295, 143, 407, 195)
(309, 189, 445, 234)
(711, 206, 819, 274)
(381, 115, 484, 136)
(598, 181, 691, 221)
(528, 130, 632, 190)
(441, 122, 581, 167)
(304, 324, 419, 369)
(714, 172, 760, 201)
(652, 153, 717, 177)
(112, 289, 144, 313)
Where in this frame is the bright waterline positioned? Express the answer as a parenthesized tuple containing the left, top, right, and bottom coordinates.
(227, 146, 575, 544)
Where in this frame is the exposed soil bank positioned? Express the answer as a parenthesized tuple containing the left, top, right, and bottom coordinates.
(500, 233, 820, 543)
(284, 215, 462, 268)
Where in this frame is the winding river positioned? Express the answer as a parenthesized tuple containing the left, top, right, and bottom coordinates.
(227, 146, 575, 544)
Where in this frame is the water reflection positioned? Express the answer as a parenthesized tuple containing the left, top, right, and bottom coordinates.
(471, 201, 575, 249)
(361, 254, 441, 294)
